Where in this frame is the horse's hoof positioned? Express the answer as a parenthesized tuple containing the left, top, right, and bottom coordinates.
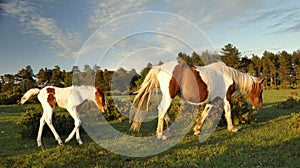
(194, 131, 200, 136)
(229, 128, 238, 132)
(157, 132, 167, 140)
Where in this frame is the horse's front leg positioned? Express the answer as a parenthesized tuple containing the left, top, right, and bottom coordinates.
(43, 110, 63, 146)
(224, 100, 238, 132)
(65, 107, 82, 144)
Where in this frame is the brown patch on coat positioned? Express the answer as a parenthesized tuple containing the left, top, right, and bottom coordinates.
(226, 82, 235, 102)
(46, 88, 55, 94)
(47, 94, 56, 108)
(46, 87, 56, 108)
(169, 62, 208, 104)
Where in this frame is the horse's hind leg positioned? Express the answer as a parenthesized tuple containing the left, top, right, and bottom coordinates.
(44, 109, 63, 146)
(37, 113, 46, 147)
(194, 104, 212, 135)
(157, 96, 172, 140)
(164, 114, 175, 136)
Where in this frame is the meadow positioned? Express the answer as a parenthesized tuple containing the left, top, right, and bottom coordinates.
(0, 89, 299, 167)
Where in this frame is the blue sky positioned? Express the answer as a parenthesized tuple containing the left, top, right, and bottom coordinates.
(0, 0, 300, 75)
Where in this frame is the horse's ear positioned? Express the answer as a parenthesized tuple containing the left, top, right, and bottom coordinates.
(259, 78, 265, 84)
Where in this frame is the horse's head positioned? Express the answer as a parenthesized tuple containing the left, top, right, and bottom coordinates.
(95, 87, 107, 112)
(248, 78, 264, 110)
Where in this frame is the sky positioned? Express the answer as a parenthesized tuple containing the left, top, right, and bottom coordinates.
(0, 0, 300, 75)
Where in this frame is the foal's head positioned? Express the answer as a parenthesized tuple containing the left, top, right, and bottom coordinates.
(95, 87, 107, 112)
(248, 78, 264, 110)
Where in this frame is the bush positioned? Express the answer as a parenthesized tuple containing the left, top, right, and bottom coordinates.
(168, 94, 256, 127)
(278, 91, 299, 109)
(230, 94, 256, 125)
(17, 106, 78, 138)
(203, 94, 255, 127)
(288, 112, 300, 130)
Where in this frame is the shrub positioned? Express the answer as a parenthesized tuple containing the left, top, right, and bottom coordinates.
(168, 94, 256, 127)
(278, 91, 299, 109)
(230, 94, 256, 125)
(288, 112, 300, 130)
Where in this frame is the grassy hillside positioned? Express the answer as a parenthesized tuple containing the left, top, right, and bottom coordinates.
(0, 89, 299, 167)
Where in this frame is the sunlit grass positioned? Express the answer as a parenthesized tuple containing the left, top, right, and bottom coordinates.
(0, 89, 299, 167)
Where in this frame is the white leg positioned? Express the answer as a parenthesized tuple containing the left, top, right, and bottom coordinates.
(76, 128, 83, 145)
(156, 96, 172, 140)
(224, 100, 238, 132)
(164, 114, 174, 136)
(65, 107, 82, 144)
(37, 114, 46, 147)
(194, 104, 212, 135)
(44, 111, 63, 145)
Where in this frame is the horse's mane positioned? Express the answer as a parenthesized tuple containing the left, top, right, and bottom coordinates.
(219, 62, 258, 93)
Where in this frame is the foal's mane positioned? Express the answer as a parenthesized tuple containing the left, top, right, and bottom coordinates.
(220, 62, 259, 93)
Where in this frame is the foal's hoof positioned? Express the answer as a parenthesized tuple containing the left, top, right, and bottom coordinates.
(77, 140, 83, 145)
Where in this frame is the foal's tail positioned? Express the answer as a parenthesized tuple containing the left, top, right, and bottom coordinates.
(20, 88, 40, 104)
(130, 67, 161, 131)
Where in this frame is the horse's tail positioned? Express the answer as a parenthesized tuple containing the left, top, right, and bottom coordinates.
(130, 66, 161, 131)
(20, 88, 40, 104)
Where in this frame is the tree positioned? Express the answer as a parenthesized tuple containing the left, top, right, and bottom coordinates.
(177, 52, 192, 65)
(16, 65, 36, 93)
(278, 51, 292, 88)
(135, 63, 152, 87)
(191, 51, 203, 66)
(220, 43, 241, 69)
(251, 55, 262, 77)
(50, 66, 64, 87)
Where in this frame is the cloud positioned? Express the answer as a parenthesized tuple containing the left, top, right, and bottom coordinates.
(165, 0, 261, 28)
(0, 1, 81, 57)
(87, 0, 148, 29)
(240, 4, 300, 34)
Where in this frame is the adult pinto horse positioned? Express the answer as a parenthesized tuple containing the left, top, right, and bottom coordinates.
(130, 61, 264, 140)
(21, 85, 107, 147)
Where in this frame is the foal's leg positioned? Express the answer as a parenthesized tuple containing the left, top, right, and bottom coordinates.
(43, 108, 63, 146)
(37, 113, 46, 147)
(65, 107, 82, 144)
(224, 100, 238, 132)
(157, 96, 172, 140)
(193, 104, 212, 135)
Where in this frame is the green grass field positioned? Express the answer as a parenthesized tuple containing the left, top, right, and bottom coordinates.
(0, 89, 299, 167)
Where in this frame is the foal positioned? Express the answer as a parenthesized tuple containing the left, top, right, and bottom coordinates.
(21, 85, 107, 147)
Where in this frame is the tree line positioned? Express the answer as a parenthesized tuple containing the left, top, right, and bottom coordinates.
(1, 43, 300, 105)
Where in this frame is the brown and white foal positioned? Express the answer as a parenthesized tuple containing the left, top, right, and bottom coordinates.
(21, 85, 107, 147)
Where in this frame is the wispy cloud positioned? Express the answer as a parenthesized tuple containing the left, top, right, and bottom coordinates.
(240, 5, 300, 34)
(0, 1, 81, 57)
(165, 0, 261, 28)
(87, 0, 148, 29)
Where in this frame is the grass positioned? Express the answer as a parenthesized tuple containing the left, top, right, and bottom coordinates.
(0, 89, 299, 167)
